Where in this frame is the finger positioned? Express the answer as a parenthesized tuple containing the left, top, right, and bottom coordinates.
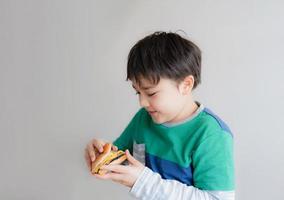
(84, 149, 91, 171)
(87, 143, 97, 162)
(93, 173, 108, 180)
(107, 173, 126, 184)
(112, 145, 118, 151)
(125, 149, 139, 165)
(95, 172, 125, 183)
(100, 164, 129, 174)
(92, 139, 105, 153)
(93, 172, 114, 180)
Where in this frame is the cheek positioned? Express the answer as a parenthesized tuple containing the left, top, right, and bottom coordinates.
(152, 93, 181, 112)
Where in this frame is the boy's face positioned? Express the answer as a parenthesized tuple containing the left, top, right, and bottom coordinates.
(132, 77, 193, 124)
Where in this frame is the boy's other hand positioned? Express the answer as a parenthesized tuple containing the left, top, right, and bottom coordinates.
(93, 149, 145, 188)
(84, 139, 118, 171)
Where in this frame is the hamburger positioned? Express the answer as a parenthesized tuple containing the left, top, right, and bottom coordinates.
(91, 143, 127, 175)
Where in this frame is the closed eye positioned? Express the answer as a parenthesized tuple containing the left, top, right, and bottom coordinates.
(135, 91, 156, 97)
(148, 92, 156, 97)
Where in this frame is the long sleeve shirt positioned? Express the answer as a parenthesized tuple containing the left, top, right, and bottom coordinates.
(114, 102, 235, 199)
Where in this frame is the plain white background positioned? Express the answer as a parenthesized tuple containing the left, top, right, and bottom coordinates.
(1, 0, 284, 199)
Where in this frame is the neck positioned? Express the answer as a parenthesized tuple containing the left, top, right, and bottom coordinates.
(171, 97, 198, 123)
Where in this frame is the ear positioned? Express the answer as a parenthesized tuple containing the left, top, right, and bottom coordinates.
(179, 75, 195, 95)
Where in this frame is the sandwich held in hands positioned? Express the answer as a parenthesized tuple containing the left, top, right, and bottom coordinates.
(91, 143, 127, 175)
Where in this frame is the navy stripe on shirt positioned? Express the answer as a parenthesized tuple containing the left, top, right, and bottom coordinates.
(145, 152, 193, 186)
(203, 108, 233, 136)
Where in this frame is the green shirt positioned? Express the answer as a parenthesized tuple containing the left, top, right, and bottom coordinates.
(114, 105, 235, 190)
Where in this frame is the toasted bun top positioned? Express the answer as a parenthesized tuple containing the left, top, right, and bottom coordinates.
(91, 143, 112, 170)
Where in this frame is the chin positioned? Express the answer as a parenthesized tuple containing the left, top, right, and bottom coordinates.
(151, 117, 161, 124)
(151, 116, 168, 124)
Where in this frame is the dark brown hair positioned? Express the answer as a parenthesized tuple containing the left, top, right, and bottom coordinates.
(126, 31, 202, 89)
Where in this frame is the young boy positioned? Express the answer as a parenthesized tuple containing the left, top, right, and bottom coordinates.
(85, 31, 235, 200)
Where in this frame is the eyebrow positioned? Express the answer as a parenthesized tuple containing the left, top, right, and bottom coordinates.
(132, 84, 155, 90)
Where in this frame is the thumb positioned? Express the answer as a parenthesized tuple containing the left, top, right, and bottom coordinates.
(125, 149, 139, 165)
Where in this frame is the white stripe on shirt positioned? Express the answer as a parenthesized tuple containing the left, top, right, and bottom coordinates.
(130, 167, 235, 200)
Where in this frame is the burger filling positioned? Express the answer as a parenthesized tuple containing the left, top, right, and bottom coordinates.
(94, 150, 125, 174)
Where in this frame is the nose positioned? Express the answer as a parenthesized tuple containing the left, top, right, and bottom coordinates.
(139, 94, 150, 108)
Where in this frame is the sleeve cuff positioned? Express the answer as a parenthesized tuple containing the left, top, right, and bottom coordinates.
(129, 167, 152, 197)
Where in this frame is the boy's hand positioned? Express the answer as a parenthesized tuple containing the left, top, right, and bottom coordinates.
(94, 149, 145, 188)
(84, 138, 118, 171)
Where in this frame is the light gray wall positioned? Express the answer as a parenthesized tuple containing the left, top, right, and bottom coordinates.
(1, 0, 284, 199)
